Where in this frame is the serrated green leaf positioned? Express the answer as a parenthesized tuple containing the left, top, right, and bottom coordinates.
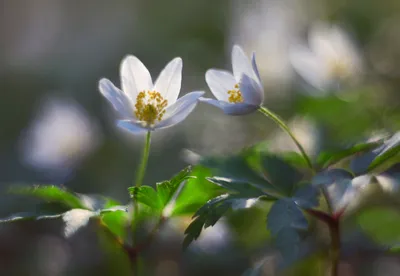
(9, 185, 86, 209)
(317, 140, 383, 169)
(292, 185, 320, 209)
(275, 227, 303, 267)
(156, 166, 193, 208)
(129, 166, 193, 217)
(129, 186, 160, 211)
(351, 133, 400, 174)
(206, 177, 270, 198)
(358, 207, 400, 246)
(260, 154, 302, 196)
(267, 199, 308, 236)
(0, 212, 63, 223)
(183, 193, 261, 250)
(172, 166, 220, 216)
(100, 210, 129, 241)
(201, 154, 272, 190)
(368, 132, 400, 172)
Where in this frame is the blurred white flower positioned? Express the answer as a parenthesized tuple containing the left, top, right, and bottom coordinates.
(269, 116, 319, 157)
(20, 97, 100, 178)
(290, 23, 363, 93)
(231, 0, 310, 96)
(200, 45, 264, 115)
(99, 56, 203, 134)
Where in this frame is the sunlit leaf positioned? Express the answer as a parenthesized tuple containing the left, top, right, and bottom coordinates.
(183, 193, 261, 250)
(100, 210, 129, 241)
(9, 185, 85, 209)
(351, 132, 400, 174)
(368, 132, 400, 172)
(172, 166, 220, 216)
(358, 207, 400, 246)
(0, 212, 63, 223)
(206, 177, 271, 198)
(128, 166, 194, 217)
(317, 140, 382, 169)
(129, 186, 160, 211)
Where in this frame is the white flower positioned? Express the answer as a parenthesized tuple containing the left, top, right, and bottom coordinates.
(200, 45, 264, 115)
(290, 23, 363, 92)
(20, 97, 100, 178)
(99, 56, 204, 134)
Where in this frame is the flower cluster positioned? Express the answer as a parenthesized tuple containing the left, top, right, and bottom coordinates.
(99, 45, 264, 135)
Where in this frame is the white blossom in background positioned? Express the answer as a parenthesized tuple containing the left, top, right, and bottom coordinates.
(20, 97, 100, 178)
(290, 23, 363, 94)
(99, 56, 203, 134)
(230, 0, 310, 97)
(269, 116, 320, 157)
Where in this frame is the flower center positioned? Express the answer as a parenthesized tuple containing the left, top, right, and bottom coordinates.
(135, 91, 168, 126)
(227, 84, 244, 103)
(328, 59, 350, 80)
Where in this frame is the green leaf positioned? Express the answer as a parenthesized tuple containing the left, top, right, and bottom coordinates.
(183, 193, 261, 250)
(317, 140, 383, 169)
(267, 198, 308, 236)
(129, 186, 160, 211)
(156, 166, 193, 208)
(206, 177, 271, 198)
(129, 166, 194, 216)
(100, 210, 129, 241)
(9, 185, 86, 209)
(260, 154, 302, 196)
(292, 185, 320, 209)
(358, 207, 400, 246)
(172, 166, 220, 216)
(368, 132, 400, 172)
(0, 212, 63, 223)
(0, 208, 97, 239)
(200, 153, 272, 190)
(351, 133, 400, 174)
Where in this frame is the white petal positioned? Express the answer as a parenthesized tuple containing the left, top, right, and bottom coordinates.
(117, 120, 148, 134)
(120, 55, 153, 104)
(251, 52, 262, 84)
(240, 74, 263, 105)
(153, 57, 182, 105)
(309, 23, 338, 63)
(98, 78, 134, 118)
(199, 98, 258, 115)
(155, 91, 204, 129)
(289, 45, 330, 91)
(205, 69, 236, 102)
(231, 45, 256, 83)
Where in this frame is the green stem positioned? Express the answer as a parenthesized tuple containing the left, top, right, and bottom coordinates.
(258, 106, 314, 172)
(131, 131, 151, 276)
(135, 131, 152, 188)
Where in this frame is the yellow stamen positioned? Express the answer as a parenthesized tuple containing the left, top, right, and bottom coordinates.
(135, 91, 168, 126)
(328, 59, 350, 80)
(227, 83, 244, 103)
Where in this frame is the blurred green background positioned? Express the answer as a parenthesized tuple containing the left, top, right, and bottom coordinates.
(1, 0, 400, 275)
